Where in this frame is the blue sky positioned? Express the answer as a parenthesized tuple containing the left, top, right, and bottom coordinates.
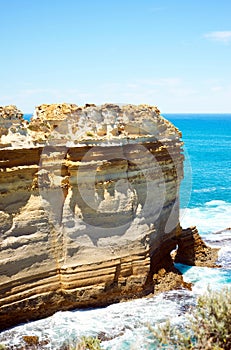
(1, 0, 231, 113)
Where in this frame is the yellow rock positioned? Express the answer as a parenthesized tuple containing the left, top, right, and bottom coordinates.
(0, 103, 184, 330)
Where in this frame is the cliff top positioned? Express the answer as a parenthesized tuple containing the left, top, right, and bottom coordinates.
(0, 105, 23, 120)
(0, 103, 182, 149)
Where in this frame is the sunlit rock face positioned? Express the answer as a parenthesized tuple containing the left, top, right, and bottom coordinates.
(0, 103, 184, 330)
(175, 226, 219, 267)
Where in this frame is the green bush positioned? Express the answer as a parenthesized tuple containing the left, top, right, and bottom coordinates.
(69, 336, 102, 350)
(150, 287, 231, 349)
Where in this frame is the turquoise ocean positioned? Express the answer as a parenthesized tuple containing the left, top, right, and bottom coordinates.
(1, 114, 231, 349)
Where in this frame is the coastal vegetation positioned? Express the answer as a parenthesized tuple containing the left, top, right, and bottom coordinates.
(64, 336, 102, 350)
(150, 287, 231, 349)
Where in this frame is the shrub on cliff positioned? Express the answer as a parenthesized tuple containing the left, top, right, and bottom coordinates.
(61, 336, 102, 350)
(150, 287, 231, 349)
(74, 336, 101, 350)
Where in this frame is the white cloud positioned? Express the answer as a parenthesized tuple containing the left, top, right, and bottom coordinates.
(0, 88, 93, 112)
(211, 86, 223, 92)
(138, 78, 181, 87)
(204, 31, 231, 44)
(83, 78, 200, 112)
(1, 78, 230, 113)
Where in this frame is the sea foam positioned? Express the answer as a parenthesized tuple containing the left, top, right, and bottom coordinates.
(180, 200, 231, 235)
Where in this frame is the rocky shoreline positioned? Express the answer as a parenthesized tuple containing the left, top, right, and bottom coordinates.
(0, 104, 219, 331)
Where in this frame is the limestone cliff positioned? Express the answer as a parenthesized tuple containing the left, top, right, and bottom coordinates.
(0, 103, 184, 330)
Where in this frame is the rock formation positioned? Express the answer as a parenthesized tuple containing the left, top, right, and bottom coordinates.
(175, 226, 219, 267)
(0, 103, 185, 330)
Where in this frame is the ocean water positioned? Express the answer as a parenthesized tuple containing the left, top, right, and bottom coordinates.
(167, 114, 231, 208)
(0, 114, 231, 349)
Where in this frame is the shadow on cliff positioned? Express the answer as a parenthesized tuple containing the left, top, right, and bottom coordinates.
(144, 226, 219, 295)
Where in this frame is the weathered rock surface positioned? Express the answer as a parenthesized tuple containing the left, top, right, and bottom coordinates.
(175, 226, 219, 267)
(0, 103, 185, 330)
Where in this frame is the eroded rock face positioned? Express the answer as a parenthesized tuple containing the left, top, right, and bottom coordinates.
(175, 226, 219, 267)
(0, 103, 184, 330)
(0, 105, 25, 147)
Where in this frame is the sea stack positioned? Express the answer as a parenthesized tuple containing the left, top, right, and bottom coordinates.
(0, 103, 184, 330)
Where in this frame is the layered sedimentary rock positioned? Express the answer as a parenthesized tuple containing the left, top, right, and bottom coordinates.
(0, 103, 184, 330)
(175, 226, 219, 267)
